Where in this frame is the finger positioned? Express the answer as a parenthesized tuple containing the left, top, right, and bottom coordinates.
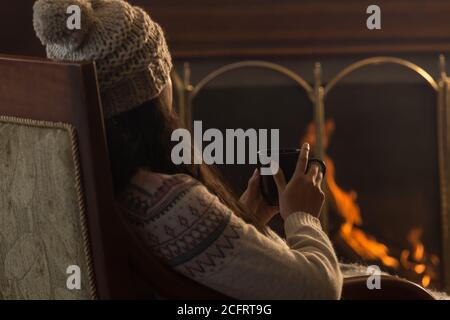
(273, 165, 287, 196)
(267, 206, 280, 216)
(239, 189, 248, 203)
(240, 169, 258, 201)
(306, 163, 320, 183)
(249, 167, 258, 180)
(247, 169, 259, 195)
(315, 171, 324, 187)
(294, 143, 310, 178)
(248, 168, 260, 188)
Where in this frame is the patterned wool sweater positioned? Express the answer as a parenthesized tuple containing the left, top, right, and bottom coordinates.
(118, 169, 343, 300)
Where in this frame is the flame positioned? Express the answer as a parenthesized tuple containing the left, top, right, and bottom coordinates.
(302, 120, 399, 268)
(414, 264, 426, 274)
(422, 275, 431, 288)
(326, 157, 400, 268)
(408, 228, 425, 260)
(400, 228, 438, 288)
(301, 120, 439, 287)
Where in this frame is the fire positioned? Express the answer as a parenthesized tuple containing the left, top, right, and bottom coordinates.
(302, 120, 398, 268)
(324, 155, 400, 268)
(301, 120, 439, 287)
(327, 161, 402, 268)
(400, 228, 439, 288)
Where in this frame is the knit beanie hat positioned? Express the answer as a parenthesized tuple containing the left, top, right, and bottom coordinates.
(33, 0, 173, 117)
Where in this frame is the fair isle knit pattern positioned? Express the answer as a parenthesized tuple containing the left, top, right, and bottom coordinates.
(119, 170, 344, 299)
(119, 173, 242, 279)
(33, 0, 172, 117)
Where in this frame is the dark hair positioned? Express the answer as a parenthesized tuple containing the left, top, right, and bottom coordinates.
(105, 97, 265, 233)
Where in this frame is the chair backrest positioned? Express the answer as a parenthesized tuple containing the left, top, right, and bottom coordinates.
(0, 55, 136, 299)
(0, 54, 229, 300)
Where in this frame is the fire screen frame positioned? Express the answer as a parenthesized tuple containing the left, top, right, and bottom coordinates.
(172, 56, 450, 291)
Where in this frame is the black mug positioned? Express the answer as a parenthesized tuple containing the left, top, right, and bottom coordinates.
(257, 148, 326, 206)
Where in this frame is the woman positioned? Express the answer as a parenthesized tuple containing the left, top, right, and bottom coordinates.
(33, 0, 342, 299)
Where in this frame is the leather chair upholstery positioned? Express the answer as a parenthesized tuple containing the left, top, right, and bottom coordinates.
(342, 275, 435, 300)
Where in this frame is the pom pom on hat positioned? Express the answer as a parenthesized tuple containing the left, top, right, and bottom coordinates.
(33, 0, 95, 50)
(33, 0, 173, 117)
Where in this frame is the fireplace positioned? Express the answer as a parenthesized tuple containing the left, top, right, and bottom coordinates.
(173, 56, 450, 291)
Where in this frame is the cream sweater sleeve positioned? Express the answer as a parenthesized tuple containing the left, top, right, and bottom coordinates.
(120, 171, 343, 300)
(199, 211, 343, 300)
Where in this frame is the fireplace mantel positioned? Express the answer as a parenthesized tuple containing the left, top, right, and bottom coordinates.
(1, 1, 450, 59)
(133, 0, 450, 58)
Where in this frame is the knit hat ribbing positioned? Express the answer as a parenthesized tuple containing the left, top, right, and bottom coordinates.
(33, 0, 173, 117)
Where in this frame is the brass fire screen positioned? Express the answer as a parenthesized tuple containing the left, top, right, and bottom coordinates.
(172, 56, 450, 291)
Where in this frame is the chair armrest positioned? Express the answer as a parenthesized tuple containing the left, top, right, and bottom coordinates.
(342, 275, 435, 300)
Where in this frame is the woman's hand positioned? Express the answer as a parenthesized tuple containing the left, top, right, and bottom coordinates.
(240, 168, 279, 225)
(273, 143, 325, 220)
